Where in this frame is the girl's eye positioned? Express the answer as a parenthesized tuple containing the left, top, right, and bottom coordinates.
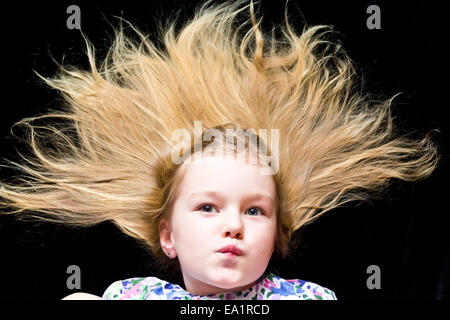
(198, 204, 218, 214)
(197, 205, 264, 216)
(246, 207, 264, 216)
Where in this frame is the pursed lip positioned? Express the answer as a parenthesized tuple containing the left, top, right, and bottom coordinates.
(217, 245, 243, 256)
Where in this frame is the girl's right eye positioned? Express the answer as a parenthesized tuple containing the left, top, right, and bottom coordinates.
(198, 204, 218, 214)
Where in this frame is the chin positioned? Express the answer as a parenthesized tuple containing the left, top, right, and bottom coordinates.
(209, 270, 248, 289)
(213, 281, 246, 291)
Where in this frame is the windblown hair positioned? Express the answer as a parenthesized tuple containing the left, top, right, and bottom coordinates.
(0, 0, 439, 272)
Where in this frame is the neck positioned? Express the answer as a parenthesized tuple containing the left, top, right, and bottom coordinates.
(182, 275, 259, 296)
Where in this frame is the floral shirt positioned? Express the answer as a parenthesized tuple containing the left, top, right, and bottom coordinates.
(102, 273, 337, 300)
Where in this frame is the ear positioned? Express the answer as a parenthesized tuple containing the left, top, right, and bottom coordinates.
(159, 219, 176, 255)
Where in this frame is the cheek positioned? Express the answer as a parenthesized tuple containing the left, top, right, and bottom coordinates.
(172, 215, 213, 247)
(246, 221, 277, 254)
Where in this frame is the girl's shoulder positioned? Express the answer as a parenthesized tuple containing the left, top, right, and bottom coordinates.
(102, 276, 181, 300)
(263, 273, 337, 300)
(101, 273, 338, 300)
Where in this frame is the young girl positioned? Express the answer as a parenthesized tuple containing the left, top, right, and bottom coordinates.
(0, 0, 439, 300)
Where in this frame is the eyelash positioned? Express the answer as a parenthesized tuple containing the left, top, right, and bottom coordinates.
(197, 204, 265, 216)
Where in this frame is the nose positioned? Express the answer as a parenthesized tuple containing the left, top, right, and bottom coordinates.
(221, 209, 244, 240)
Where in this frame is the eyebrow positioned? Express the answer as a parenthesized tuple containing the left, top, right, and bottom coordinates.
(188, 190, 274, 203)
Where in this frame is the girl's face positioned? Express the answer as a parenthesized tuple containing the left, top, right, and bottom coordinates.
(159, 155, 277, 295)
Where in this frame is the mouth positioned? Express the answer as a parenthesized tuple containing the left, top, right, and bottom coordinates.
(217, 245, 243, 256)
(220, 252, 240, 259)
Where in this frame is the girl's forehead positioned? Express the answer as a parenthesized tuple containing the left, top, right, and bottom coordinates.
(177, 155, 277, 195)
(182, 157, 273, 182)
(183, 153, 268, 169)
(193, 156, 253, 166)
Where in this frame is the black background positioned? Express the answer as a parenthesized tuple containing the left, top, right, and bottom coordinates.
(0, 0, 448, 300)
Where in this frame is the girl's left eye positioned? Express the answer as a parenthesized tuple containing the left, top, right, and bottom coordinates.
(246, 207, 264, 216)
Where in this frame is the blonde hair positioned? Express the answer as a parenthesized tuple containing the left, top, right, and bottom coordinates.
(0, 0, 439, 273)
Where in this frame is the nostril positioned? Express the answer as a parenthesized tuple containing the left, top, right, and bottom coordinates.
(225, 231, 243, 239)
